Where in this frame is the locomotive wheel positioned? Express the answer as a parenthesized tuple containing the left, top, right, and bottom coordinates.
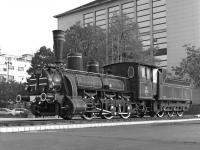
(157, 111, 165, 118)
(176, 111, 184, 117)
(149, 111, 156, 117)
(60, 109, 73, 120)
(120, 112, 131, 119)
(138, 113, 145, 118)
(102, 113, 114, 120)
(81, 112, 94, 120)
(167, 111, 174, 117)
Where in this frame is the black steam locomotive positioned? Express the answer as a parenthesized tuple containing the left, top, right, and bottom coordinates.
(16, 30, 192, 120)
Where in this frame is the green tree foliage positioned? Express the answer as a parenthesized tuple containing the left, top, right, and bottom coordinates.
(172, 45, 200, 87)
(63, 22, 106, 70)
(0, 81, 26, 106)
(108, 13, 158, 65)
(27, 46, 55, 75)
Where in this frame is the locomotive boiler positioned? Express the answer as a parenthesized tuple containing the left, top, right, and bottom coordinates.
(16, 30, 192, 120)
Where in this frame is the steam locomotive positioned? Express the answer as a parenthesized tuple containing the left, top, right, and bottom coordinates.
(16, 30, 192, 120)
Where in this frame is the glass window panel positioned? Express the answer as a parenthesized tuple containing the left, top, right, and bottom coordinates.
(137, 9, 150, 17)
(122, 7, 134, 14)
(96, 15, 106, 21)
(98, 24, 106, 29)
(137, 0, 149, 5)
(138, 21, 150, 28)
(146, 68, 151, 80)
(137, 15, 150, 22)
(153, 17, 166, 25)
(84, 13, 93, 19)
(142, 40, 151, 46)
(140, 66, 146, 78)
(143, 45, 151, 50)
(153, 5, 166, 13)
(153, 11, 166, 19)
(122, 1, 134, 9)
(109, 11, 120, 18)
(96, 9, 106, 16)
(84, 18, 94, 23)
(153, 0, 166, 7)
(85, 22, 94, 27)
(156, 37, 167, 43)
(96, 20, 106, 26)
(124, 13, 135, 19)
(154, 43, 167, 49)
(109, 5, 119, 12)
(137, 3, 150, 11)
(153, 32, 167, 38)
(153, 23, 167, 30)
(139, 27, 150, 33)
(140, 35, 151, 41)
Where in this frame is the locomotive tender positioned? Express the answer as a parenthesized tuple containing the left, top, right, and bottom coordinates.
(16, 30, 192, 120)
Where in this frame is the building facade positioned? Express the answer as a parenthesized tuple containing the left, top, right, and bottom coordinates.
(54, 0, 200, 69)
(0, 54, 32, 83)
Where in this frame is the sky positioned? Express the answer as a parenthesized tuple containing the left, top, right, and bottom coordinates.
(0, 0, 94, 56)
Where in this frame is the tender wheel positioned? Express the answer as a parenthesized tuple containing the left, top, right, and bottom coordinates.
(81, 112, 94, 120)
(102, 113, 114, 120)
(167, 111, 174, 117)
(176, 111, 184, 117)
(120, 112, 131, 119)
(157, 111, 165, 118)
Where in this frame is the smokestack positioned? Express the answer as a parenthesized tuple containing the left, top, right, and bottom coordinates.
(53, 30, 65, 64)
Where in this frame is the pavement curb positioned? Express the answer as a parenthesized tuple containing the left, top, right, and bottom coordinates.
(1, 118, 200, 133)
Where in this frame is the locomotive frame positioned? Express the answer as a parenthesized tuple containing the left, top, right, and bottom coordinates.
(16, 30, 192, 120)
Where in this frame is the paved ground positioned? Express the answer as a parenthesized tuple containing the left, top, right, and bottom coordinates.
(0, 121, 200, 150)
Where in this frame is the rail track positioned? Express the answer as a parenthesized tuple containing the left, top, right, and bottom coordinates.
(0, 114, 197, 127)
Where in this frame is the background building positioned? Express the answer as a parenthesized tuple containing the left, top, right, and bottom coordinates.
(0, 54, 32, 83)
(54, 0, 200, 69)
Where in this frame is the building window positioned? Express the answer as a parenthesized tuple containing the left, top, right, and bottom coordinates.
(8, 65, 14, 70)
(3, 68, 7, 71)
(8, 75, 14, 80)
(18, 67, 24, 71)
(84, 12, 94, 26)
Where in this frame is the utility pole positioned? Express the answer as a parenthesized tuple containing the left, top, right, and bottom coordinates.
(5, 57, 12, 82)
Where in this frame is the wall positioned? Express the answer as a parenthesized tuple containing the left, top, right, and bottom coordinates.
(167, 0, 200, 68)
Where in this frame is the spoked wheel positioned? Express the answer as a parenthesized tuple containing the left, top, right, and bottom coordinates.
(157, 111, 165, 118)
(120, 105, 132, 119)
(59, 98, 74, 120)
(120, 112, 131, 119)
(102, 113, 114, 120)
(167, 111, 174, 117)
(176, 111, 184, 117)
(81, 112, 94, 120)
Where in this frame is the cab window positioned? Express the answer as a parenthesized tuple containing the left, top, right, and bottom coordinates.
(146, 68, 151, 80)
(140, 66, 146, 79)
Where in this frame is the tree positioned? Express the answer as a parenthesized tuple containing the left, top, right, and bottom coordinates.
(27, 46, 55, 75)
(63, 22, 107, 70)
(172, 45, 200, 87)
(108, 13, 142, 63)
(0, 81, 26, 106)
(108, 13, 158, 65)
